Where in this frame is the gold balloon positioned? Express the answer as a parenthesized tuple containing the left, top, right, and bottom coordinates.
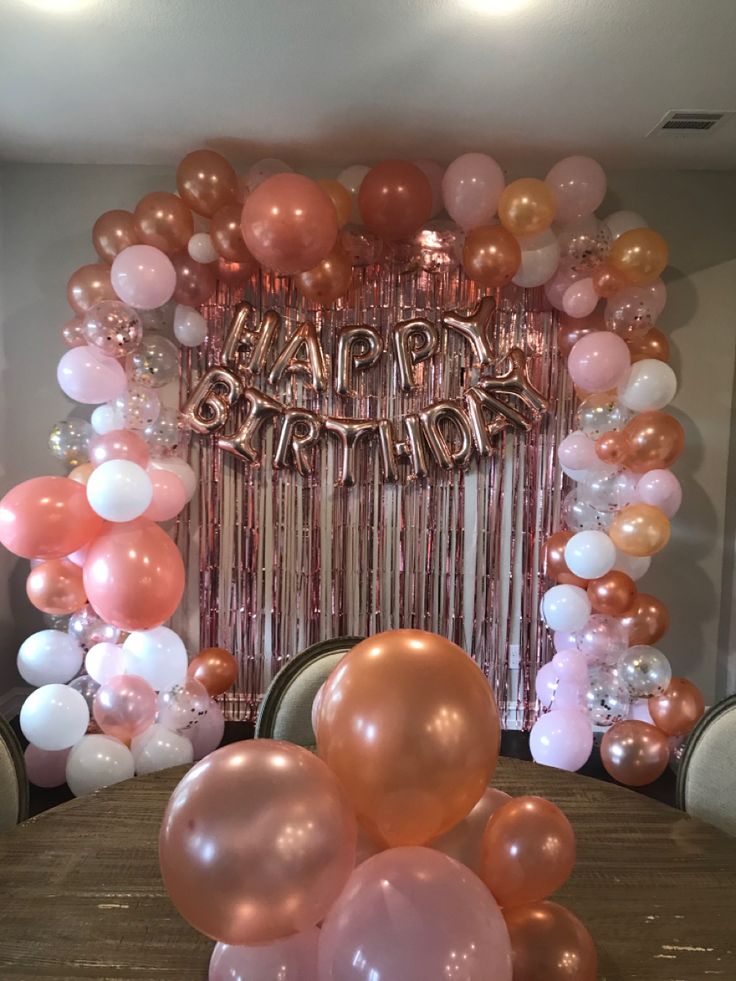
(610, 228, 669, 286)
(609, 503, 670, 557)
(463, 225, 521, 288)
(316, 629, 501, 847)
(318, 179, 353, 228)
(498, 178, 556, 237)
(68, 463, 94, 485)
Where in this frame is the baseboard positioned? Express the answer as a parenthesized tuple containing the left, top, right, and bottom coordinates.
(0, 685, 31, 721)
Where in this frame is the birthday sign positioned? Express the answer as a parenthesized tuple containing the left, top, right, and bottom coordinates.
(181, 296, 549, 485)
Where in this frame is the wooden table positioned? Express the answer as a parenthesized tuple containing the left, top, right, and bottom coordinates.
(0, 758, 734, 981)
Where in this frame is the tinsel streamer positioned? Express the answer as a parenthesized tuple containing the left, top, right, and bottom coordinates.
(176, 249, 571, 725)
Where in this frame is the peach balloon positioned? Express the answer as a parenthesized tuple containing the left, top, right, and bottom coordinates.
(627, 326, 670, 364)
(159, 741, 357, 944)
(587, 570, 637, 616)
(609, 503, 670, 557)
(649, 677, 705, 736)
(294, 244, 353, 305)
(26, 558, 86, 615)
(479, 796, 576, 908)
(210, 204, 253, 262)
(498, 178, 556, 237)
(318, 179, 353, 228)
(68, 462, 94, 485)
(600, 720, 670, 786)
(504, 901, 598, 981)
(187, 647, 238, 697)
(316, 629, 500, 847)
(591, 260, 628, 299)
(82, 520, 185, 630)
(170, 251, 217, 306)
(358, 160, 432, 242)
(463, 225, 521, 288)
(610, 228, 669, 286)
(89, 430, 150, 469)
(619, 593, 669, 645)
(67, 263, 115, 315)
(176, 149, 239, 218)
(595, 430, 629, 466)
(133, 192, 194, 255)
(92, 210, 140, 264)
(622, 411, 685, 473)
(242, 174, 338, 274)
(0, 476, 103, 560)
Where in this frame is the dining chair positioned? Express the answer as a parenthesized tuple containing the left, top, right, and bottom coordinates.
(676, 694, 736, 836)
(255, 637, 362, 747)
(0, 716, 30, 830)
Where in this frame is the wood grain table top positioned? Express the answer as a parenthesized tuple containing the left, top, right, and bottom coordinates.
(0, 756, 734, 980)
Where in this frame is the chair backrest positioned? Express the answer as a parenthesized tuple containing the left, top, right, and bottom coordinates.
(677, 694, 736, 836)
(255, 637, 363, 747)
(0, 716, 30, 830)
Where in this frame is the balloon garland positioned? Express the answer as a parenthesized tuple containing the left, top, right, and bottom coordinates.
(0, 146, 705, 803)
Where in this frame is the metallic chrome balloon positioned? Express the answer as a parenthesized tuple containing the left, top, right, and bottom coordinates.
(618, 644, 672, 697)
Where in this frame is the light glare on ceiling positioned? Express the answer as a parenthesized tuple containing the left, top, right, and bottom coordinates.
(460, 0, 527, 13)
(19, 0, 99, 12)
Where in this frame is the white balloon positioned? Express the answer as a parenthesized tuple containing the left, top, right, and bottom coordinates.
(86, 459, 153, 522)
(149, 457, 197, 502)
(173, 305, 208, 347)
(512, 229, 560, 288)
(311, 682, 326, 734)
(541, 584, 592, 632)
(618, 360, 677, 413)
(131, 723, 193, 775)
(85, 642, 127, 685)
(91, 403, 123, 435)
(20, 684, 89, 751)
(187, 232, 219, 264)
(565, 529, 616, 579)
(604, 210, 648, 241)
(560, 464, 591, 482)
(121, 626, 188, 691)
(337, 164, 370, 223)
(17, 630, 84, 687)
(65, 734, 135, 797)
(612, 549, 651, 580)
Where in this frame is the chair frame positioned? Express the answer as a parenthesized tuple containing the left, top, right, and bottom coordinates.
(676, 693, 736, 812)
(0, 716, 30, 824)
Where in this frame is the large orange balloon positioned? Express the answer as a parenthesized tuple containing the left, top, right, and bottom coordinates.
(358, 160, 432, 242)
(83, 520, 185, 631)
(463, 225, 521, 288)
(504, 901, 597, 981)
(609, 503, 670, 557)
(619, 593, 669, 645)
(623, 411, 684, 473)
(479, 796, 576, 908)
(187, 647, 238, 697)
(176, 149, 239, 218)
(316, 629, 500, 847)
(600, 720, 670, 786)
(610, 228, 669, 286)
(498, 178, 556, 237)
(0, 476, 103, 560)
(133, 191, 194, 254)
(26, 558, 86, 615)
(649, 677, 705, 736)
(587, 570, 636, 616)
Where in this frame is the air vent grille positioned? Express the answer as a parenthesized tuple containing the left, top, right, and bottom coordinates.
(649, 110, 735, 137)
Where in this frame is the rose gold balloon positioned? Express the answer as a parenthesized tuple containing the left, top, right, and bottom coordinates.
(610, 228, 669, 286)
(67, 263, 115, 315)
(316, 629, 501, 847)
(600, 720, 670, 786)
(26, 558, 86, 615)
(479, 796, 576, 908)
(595, 430, 629, 466)
(89, 430, 150, 468)
(170, 251, 217, 306)
(0, 476, 104, 560)
(358, 160, 432, 242)
(133, 192, 194, 254)
(587, 571, 636, 616)
(176, 149, 238, 218)
(210, 204, 253, 262)
(294, 244, 353, 305)
(591, 261, 628, 299)
(318, 179, 353, 228)
(430, 787, 510, 874)
(623, 411, 685, 473)
(463, 225, 521, 288)
(619, 593, 669, 645)
(217, 256, 258, 286)
(649, 677, 705, 736)
(609, 503, 670, 557)
(61, 317, 86, 348)
(557, 313, 602, 358)
(68, 463, 94, 485)
(627, 326, 670, 364)
(187, 647, 238, 697)
(159, 740, 357, 944)
(498, 178, 556, 237)
(92, 210, 139, 264)
(504, 901, 597, 981)
(544, 531, 587, 588)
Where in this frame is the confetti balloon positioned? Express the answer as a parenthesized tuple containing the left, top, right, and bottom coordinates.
(83, 300, 143, 358)
(48, 419, 93, 467)
(618, 644, 672, 697)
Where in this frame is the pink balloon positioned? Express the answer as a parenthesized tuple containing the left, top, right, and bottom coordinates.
(93, 674, 157, 741)
(558, 431, 599, 471)
(568, 331, 631, 392)
(209, 930, 319, 981)
(413, 159, 445, 218)
(553, 629, 578, 652)
(535, 661, 559, 709)
(530, 709, 593, 771)
(551, 681, 586, 711)
(544, 259, 586, 311)
(545, 156, 606, 224)
(552, 648, 588, 683)
(187, 698, 225, 761)
(635, 469, 682, 518)
(646, 279, 667, 317)
(57, 345, 128, 404)
(111, 245, 176, 310)
(89, 429, 150, 468)
(628, 698, 654, 724)
(562, 277, 598, 318)
(430, 787, 511, 874)
(24, 744, 70, 788)
(441, 152, 505, 230)
(318, 847, 512, 981)
(144, 468, 187, 522)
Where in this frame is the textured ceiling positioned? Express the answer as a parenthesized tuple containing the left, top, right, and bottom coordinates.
(1, 0, 735, 171)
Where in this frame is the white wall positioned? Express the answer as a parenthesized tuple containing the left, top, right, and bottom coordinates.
(0, 163, 734, 704)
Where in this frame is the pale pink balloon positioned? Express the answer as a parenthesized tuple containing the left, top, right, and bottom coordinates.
(66, 543, 91, 567)
(552, 648, 588, 683)
(553, 630, 579, 652)
(628, 698, 654, 724)
(144, 468, 187, 522)
(89, 429, 150, 468)
(562, 277, 598, 318)
(93, 673, 157, 741)
(558, 431, 600, 471)
(187, 698, 225, 760)
(24, 744, 70, 788)
(635, 469, 682, 518)
(441, 152, 505, 230)
(318, 847, 512, 981)
(57, 346, 128, 405)
(568, 331, 631, 392)
(545, 156, 607, 224)
(530, 709, 594, 771)
(646, 279, 667, 317)
(209, 929, 319, 981)
(111, 245, 176, 310)
(544, 259, 587, 311)
(535, 661, 559, 709)
(551, 681, 586, 711)
(85, 642, 127, 685)
(413, 159, 445, 218)
(430, 787, 511, 874)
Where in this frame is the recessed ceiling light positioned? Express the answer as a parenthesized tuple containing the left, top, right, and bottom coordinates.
(459, 0, 527, 14)
(19, 0, 99, 13)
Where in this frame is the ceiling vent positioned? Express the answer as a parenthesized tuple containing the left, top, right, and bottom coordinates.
(648, 110, 735, 137)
